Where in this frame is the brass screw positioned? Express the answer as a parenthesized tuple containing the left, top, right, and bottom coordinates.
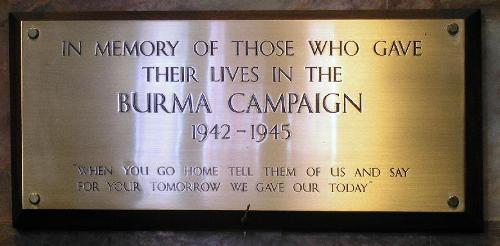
(29, 193, 40, 205)
(447, 23, 459, 36)
(447, 195, 459, 208)
(27, 27, 39, 40)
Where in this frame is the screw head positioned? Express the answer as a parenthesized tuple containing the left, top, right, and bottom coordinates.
(29, 193, 40, 205)
(447, 23, 459, 36)
(27, 27, 39, 40)
(447, 195, 459, 208)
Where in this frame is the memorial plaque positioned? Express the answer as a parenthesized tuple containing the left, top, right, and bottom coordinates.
(10, 11, 482, 230)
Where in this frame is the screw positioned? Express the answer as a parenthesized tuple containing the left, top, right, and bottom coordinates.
(447, 195, 459, 208)
(29, 193, 40, 205)
(27, 27, 39, 40)
(447, 23, 459, 36)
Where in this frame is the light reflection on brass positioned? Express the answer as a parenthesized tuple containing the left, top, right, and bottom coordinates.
(20, 20, 465, 212)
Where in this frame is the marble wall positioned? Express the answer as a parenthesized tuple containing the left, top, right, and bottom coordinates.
(0, 0, 499, 245)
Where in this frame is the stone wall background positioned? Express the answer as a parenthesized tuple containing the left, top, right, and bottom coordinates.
(0, 0, 499, 245)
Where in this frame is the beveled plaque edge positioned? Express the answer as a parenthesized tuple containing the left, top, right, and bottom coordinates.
(9, 10, 483, 231)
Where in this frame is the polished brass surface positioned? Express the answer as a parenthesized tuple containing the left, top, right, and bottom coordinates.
(20, 20, 465, 212)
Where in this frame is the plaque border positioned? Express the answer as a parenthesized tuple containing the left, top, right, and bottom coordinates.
(10, 10, 482, 231)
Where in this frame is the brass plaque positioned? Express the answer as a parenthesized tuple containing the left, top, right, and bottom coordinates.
(11, 12, 482, 227)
